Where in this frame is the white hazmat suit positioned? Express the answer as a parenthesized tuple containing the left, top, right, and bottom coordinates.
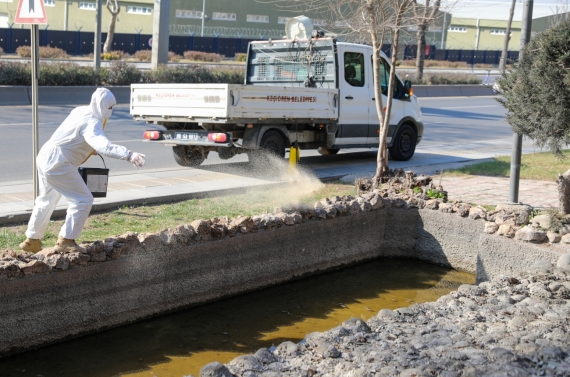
(22, 88, 145, 253)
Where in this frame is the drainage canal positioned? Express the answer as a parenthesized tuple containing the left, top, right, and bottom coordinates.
(0, 258, 474, 377)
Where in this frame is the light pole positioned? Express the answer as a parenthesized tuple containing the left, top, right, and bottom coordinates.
(201, 0, 206, 37)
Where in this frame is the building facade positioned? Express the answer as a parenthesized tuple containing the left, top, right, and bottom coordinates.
(445, 18, 522, 51)
(2, 0, 558, 53)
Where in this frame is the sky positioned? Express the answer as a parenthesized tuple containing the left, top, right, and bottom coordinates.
(443, 0, 570, 21)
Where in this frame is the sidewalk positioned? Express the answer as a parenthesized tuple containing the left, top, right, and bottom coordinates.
(0, 161, 559, 226)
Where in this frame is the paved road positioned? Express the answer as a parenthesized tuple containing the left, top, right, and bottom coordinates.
(0, 95, 534, 185)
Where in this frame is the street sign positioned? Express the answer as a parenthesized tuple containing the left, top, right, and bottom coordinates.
(15, 0, 47, 25)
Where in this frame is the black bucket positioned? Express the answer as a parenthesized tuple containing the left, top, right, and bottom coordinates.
(78, 155, 109, 198)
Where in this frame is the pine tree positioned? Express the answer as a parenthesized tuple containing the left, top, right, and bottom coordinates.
(496, 20, 570, 213)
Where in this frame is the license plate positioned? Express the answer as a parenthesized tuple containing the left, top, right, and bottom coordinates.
(176, 132, 200, 140)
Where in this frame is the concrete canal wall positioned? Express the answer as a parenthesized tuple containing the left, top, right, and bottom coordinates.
(0, 207, 563, 357)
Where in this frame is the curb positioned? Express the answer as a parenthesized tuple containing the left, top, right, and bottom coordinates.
(0, 175, 346, 227)
(0, 84, 494, 106)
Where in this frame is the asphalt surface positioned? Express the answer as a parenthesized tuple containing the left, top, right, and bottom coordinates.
(0, 96, 523, 184)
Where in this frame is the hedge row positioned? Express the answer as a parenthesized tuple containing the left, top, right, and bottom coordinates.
(0, 61, 245, 86)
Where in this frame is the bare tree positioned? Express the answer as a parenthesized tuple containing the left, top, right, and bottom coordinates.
(262, 0, 416, 185)
(412, 0, 441, 82)
(102, 0, 121, 53)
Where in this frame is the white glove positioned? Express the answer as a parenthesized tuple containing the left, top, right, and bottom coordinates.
(128, 152, 146, 168)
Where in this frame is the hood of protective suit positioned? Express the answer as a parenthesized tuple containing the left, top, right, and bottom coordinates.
(90, 88, 116, 121)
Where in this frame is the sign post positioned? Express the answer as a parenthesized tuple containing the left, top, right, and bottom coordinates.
(15, 0, 47, 200)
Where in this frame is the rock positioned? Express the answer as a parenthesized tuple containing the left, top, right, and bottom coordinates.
(67, 252, 90, 266)
(86, 240, 107, 261)
(0, 260, 22, 278)
(439, 203, 455, 213)
(425, 199, 439, 210)
(495, 203, 532, 225)
(311, 339, 341, 358)
(334, 201, 350, 216)
(161, 225, 194, 245)
(469, 206, 487, 220)
(390, 198, 406, 208)
(19, 260, 50, 275)
(46, 254, 69, 271)
(547, 231, 562, 243)
(228, 355, 262, 372)
(559, 224, 570, 235)
(484, 222, 499, 234)
(33, 248, 58, 262)
(315, 208, 327, 220)
(0, 249, 17, 259)
(453, 203, 471, 217)
(348, 200, 361, 215)
(369, 194, 384, 210)
(200, 362, 234, 377)
(514, 226, 547, 243)
(356, 198, 372, 212)
(191, 220, 213, 241)
(274, 341, 300, 357)
(230, 216, 256, 235)
(254, 348, 277, 365)
(277, 212, 295, 226)
(561, 234, 570, 244)
(324, 205, 338, 219)
(497, 224, 516, 238)
(556, 253, 570, 272)
(529, 260, 553, 273)
(400, 368, 423, 377)
(532, 214, 552, 230)
(342, 318, 372, 333)
(210, 223, 227, 239)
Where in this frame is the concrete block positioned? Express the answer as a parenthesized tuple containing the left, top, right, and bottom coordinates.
(0, 86, 30, 105)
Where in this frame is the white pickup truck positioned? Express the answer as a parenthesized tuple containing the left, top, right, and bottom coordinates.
(131, 36, 423, 167)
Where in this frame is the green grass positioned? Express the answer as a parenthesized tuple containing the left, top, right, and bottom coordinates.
(445, 150, 570, 182)
(0, 182, 357, 251)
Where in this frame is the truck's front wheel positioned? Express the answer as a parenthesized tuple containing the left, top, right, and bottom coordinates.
(389, 124, 417, 161)
(172, 146, 206, 167)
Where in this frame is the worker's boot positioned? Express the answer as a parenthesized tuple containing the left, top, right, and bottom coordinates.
(19, 238, 42, 253)
(54, 236, 87, 254)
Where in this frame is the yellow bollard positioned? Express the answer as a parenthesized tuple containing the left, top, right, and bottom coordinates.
(288, 143, 300, 174)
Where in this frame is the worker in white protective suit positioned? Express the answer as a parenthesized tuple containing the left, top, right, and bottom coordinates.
(20, 88, 146, 254)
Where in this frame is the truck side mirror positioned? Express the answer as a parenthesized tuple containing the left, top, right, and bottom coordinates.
(404, 80, 413, 99)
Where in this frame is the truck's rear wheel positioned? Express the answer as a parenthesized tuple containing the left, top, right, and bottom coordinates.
(259, 130, 286, 158)
(172, 146, 205, 167)
(317, 147, 340, 155)
(248, 130, 286, 164)
(389, 124, 417, 161)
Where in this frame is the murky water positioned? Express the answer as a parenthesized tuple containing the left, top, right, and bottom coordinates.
(0, 259, 474, 377)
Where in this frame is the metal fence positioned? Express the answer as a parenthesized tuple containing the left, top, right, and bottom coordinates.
(403, 44, 519, 66)
(0, 28, 519, 66)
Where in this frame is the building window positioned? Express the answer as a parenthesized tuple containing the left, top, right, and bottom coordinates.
(44, 0, 55, 6)
(247, 14, 269, 23)
(490, 29, 508, 35)
(79, 2, 96, 10)
(448, 26, 467, 32)
(0, 0, 13, 3)
(212, 12, 237, 21)
(278, 16, 290, 24)
(127, 6, 152, 15)
(313, 19, 327, 26)
(176, 9, 202, 19)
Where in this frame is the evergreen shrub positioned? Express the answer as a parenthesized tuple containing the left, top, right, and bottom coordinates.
(134, 49, 152, 62)
(104, 61, 143, 86)
(183, 51, 224, 62)
(235, 53, 247, 62)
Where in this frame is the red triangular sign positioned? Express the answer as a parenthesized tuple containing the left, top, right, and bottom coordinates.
(15, 0, 48, 25)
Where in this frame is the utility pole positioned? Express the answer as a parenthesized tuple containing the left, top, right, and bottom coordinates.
(94, 0, 102, 70)
(508, 0, 533, 204)
(151, 0, 170, 70)
(201, 0, 206, 37)
(499, 0, 517, 71)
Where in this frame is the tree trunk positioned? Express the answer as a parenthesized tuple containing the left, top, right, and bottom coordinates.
(499, 0, 516, 71)
(103, 1, 120, 53)
(556, 168, 570, 214)
(415, 24, 427, 81)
